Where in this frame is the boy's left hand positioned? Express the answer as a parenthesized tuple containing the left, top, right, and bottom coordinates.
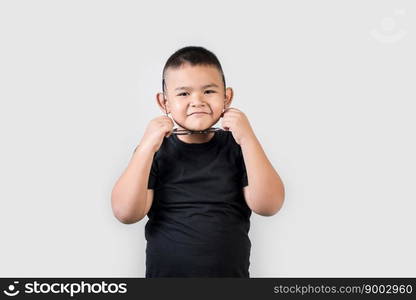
(221, 107, 254, 145)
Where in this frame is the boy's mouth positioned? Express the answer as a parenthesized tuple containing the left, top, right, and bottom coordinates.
(188, 112, 210, 116)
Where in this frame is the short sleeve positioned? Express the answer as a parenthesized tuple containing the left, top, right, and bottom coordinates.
(147, 152, 158, 189)
(237, 145, 248, 188)
(241, 158, 248, 187)
(132, 145, 158, 189)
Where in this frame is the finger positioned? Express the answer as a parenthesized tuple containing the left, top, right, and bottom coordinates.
(163, 115, 174, 124)
(161, 117, 174, 127)
(222, 114, 237, 123)
(223, 107, 239, 113)
(222, 109, 240, 117)
(222, 108, 231, 115)
(165, 128, 173, 138)
(221, 120, 230, 131)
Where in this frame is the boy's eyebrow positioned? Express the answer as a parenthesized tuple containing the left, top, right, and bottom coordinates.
(174, 83, 219, 91)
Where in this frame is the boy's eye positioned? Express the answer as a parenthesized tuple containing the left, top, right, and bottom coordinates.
(177, 90, 216, 96)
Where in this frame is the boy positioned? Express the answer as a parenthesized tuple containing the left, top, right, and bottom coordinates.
(111, 46, 285, 277)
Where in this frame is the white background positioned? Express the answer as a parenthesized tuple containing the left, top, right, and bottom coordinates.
(0, 0, 415, 277)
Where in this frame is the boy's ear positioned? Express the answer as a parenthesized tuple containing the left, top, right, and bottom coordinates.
(224, 87, 234, 108)
(156, 92, 169, 114)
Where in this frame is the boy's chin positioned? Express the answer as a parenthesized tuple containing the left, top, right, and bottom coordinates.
(181, 122, 214, 131)
(180, 120, 212, 130)
(184, 125, 211, 131)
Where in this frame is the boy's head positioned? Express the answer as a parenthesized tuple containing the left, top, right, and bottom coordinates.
(156, 46, 233, 131)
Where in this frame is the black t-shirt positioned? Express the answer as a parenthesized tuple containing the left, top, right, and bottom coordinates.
(144, 130, 251, 277)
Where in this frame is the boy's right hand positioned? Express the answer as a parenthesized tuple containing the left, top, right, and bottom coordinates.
(138, 116, 174, 153)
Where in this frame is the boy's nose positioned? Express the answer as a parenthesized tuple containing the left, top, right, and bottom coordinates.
(191, 102, 206, 107)
(190, 97, 206, 107)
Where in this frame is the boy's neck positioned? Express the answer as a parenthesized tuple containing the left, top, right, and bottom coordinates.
(176, 132, 215, 144)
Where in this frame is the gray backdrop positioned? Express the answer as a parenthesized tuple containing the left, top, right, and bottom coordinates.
(0, 0, 415, 277)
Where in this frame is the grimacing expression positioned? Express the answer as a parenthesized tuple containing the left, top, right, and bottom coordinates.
(163, 64, 228, 131)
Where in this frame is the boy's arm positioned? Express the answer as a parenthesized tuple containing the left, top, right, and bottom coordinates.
(241, 134, 285, 216)
(111, 145, 155, 224)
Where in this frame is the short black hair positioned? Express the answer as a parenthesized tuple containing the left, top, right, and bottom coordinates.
(162, 46, 226, 94)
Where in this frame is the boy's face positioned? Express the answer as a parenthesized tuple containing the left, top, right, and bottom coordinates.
(157, 63, 233, 131)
